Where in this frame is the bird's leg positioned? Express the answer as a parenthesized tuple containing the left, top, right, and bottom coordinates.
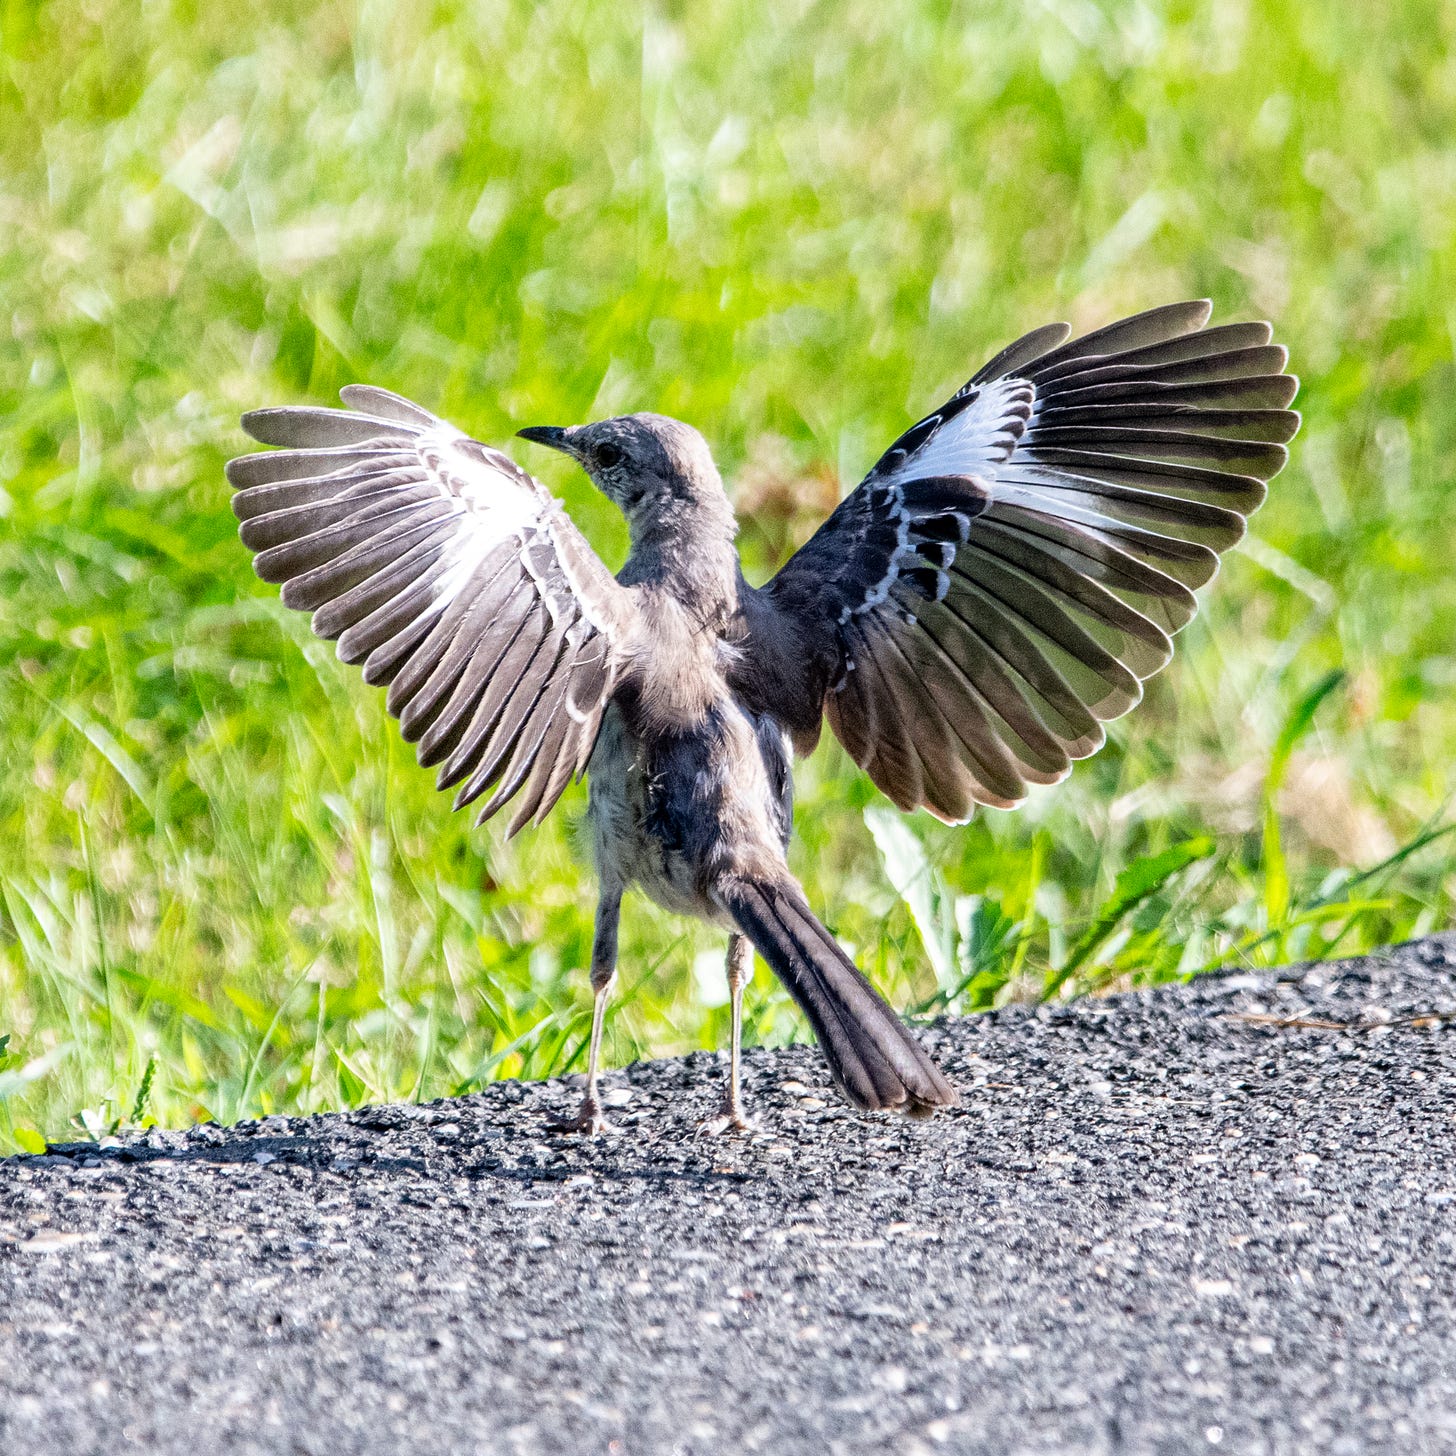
(700, 932, 755, 1135)
(723, 932, 752, 1127)
(551, 889, 621, 1136)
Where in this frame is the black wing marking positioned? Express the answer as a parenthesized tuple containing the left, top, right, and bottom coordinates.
(762, 302, 1299, 820)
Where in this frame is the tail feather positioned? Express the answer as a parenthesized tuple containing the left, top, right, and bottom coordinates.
(717, 877, 957, 1115)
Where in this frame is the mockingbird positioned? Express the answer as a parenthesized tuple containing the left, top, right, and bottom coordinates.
(227, 300, 1297, 1133)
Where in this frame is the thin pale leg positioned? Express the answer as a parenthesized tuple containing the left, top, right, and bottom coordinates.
(551, 888, 621, 1136)
(700, 932, 755, 1135)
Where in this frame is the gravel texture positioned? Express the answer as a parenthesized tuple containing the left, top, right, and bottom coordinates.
(3, 934, 1456, 1455)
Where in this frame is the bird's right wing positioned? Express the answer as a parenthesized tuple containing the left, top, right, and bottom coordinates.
(227, 387, 638, 834)
(758, 301, 1299, 821)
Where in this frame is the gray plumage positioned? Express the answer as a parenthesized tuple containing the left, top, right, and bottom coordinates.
(226, 301, 1298, 1130)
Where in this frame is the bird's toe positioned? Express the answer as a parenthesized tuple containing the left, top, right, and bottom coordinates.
(697, 1096, 757, 1137)
(547, 1100, 617, 1137)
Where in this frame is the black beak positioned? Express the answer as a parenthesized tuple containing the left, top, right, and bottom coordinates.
(516, 425, 573, 454)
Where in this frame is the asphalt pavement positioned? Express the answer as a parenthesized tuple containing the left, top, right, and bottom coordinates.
(4, 935, 1456, 1455)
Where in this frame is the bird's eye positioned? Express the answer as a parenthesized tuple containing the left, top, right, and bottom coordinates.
(595, 443, 623, 469)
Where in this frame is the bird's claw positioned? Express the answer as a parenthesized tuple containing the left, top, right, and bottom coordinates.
(548, 1100, 616, 1137)
(697, 1103, 756, 1137)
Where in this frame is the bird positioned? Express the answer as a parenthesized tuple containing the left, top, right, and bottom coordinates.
(226, 299, 1298, 1133)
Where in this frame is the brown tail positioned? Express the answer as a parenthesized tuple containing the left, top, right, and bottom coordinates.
(716, 876, 957, 1115)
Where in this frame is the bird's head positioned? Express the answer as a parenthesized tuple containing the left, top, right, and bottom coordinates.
(518, 413, 726, 528)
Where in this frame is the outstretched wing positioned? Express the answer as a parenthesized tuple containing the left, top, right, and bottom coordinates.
(758, 301, 1299, 822)
(227, 386, 637, 834)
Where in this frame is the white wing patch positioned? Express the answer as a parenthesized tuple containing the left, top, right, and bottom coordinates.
(877, 375, 1034, 486)
(227, 385, 636, 834)
(764, 301, 1298, 824)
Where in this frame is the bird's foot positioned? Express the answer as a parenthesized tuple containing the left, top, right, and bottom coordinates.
(697, 1100, 756, 1137)
(548, 1098, 616, 1137)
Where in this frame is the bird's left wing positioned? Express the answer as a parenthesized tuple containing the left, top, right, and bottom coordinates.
(756, 301, 1299, 822)
(227, 386, 638, 834)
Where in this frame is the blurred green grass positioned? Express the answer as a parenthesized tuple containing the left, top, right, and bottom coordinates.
(2, 0, 1454, 1146)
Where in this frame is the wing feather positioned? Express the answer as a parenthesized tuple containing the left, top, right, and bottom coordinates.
(228, 390, 636, 829)
(878, 621, 1021, 813)
(843, 622, 923, 811)
(757, 301, 1298, 818)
